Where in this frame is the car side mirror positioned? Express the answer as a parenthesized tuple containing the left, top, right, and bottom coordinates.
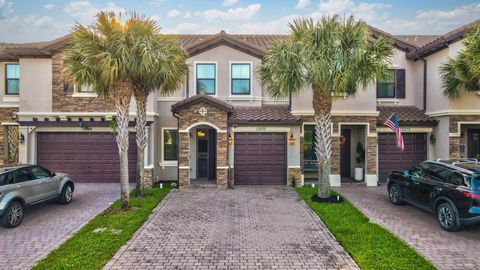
(403, 170, 409, 176)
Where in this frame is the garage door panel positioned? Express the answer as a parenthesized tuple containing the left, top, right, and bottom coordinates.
(378, 133, 427, 182)
(37, 132, 137, 182)
(234, 133, 286, 185)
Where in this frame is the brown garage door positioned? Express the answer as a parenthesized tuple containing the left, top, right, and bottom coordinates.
(234, 133, 287, 185)
(37, 132, 137, 182)
(378, 133, 427, 182)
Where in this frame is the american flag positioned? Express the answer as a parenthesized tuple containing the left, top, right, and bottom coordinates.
(385, 113, 404, 151)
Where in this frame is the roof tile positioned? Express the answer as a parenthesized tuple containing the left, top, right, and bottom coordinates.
(229, 105, 301, 125)
(377, 106, 437, 126)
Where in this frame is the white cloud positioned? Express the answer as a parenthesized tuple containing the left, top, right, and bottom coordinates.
(317, 0, 354, 15)
(0, 0, 12, 19)
(167, 9, 181, 17)
(239, 15, 297, 34)
(222, 0, 238, 7)
(166, 22, 200, 33)
(198, 4, 261, 21)
(43, 3, 54, 10)
(296, 0, 310, 9)
(183, 11, 192, 19)
(63, 1, 125, 24)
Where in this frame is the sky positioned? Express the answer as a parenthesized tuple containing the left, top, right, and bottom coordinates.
(0, 0, 479, 43)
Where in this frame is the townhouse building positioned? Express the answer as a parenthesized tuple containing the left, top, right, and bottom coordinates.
(0, 20, 478, 188)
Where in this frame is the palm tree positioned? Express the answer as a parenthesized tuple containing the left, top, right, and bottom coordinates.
(126, 15, 188, 197)
(258, 15, 393, 199)
(441, 24, 480, 98)
(63, 12, 136, 208)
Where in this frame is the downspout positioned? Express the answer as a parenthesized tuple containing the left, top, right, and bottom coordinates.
(421, 58, 427, 111)
(173, 112, 180, 184)
(288, 92, 292, 110)
(185, 68, 189, 97)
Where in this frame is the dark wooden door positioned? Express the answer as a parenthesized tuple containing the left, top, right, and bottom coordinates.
(37, 132, 137, 182)
(197, 129, 208, 178)
(378, 133, 427, 182)
(467, 129, 480, 158)
(340, 129, 351, 178)
(234, 133, 287, 185)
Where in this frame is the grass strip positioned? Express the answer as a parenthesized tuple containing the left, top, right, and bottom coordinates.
(33, 185, 171, 270)
(296, 186, 436, 270)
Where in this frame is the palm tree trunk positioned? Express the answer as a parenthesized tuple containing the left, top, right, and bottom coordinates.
(134, 88, 148, 197)
(313, 89, 332, 199)
(113, 82, 133, 209)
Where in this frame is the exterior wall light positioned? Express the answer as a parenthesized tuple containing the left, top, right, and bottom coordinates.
(288, 132, 296, 145)
(429, 134, 436, 145)
(228, 133, 234, 145)
(19, 133, 25, 144)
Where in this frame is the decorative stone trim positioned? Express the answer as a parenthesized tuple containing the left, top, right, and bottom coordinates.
(288, 167, 302, 186)
(144, 167, 153, 188)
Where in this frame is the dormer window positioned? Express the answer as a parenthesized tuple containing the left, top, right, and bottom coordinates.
(196, 63, 216, 95)
(5, 64, 20, 95)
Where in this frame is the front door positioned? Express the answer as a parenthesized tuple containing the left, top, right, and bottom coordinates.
(196, 129, 216, 180)
(340, 129, 351, 178)
(468, 129, 480, 158)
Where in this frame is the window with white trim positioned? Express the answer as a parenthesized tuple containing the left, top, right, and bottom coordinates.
(231, 63, 251, 95)
(196, 63, 216, 94)
(163, 129, 178, 161)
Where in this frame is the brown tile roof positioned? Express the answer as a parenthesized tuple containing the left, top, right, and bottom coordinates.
(407, 19, 480, 59)
(171, 92, 233, 113)
(393, 35, 441, 47)
(229, 105, 301, 125)
(377, 106, 437, 126)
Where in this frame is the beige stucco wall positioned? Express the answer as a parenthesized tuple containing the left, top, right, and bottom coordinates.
(19, 58, 52, 112)
(425, 40, 480, 114)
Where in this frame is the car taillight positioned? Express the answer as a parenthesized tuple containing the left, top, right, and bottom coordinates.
(463, 191, 480, 199)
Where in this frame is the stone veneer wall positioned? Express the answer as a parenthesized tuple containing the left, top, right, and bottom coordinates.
(177, 101, 229, 188)
(0, 108, 19, 166)
(299, 115, 377, 177)
(287, 168, 302, 186)
(448, 115, 480, 158)
(52, 53, 116, 112)
(144, 167, 153, 188)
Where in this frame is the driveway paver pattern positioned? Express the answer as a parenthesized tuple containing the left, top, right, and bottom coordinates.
(105, 186, 358, 270)
(0, 183, 121, 270)
(335, 183, 480, 270)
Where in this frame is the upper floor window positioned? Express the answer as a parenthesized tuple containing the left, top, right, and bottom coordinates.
(5, 64, 20, 95)
(231, 63, 251, 95)
(196, 63, 216, 95)
(377, 69, 405, 99)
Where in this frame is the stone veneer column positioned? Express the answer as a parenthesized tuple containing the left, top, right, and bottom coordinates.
(144, 167, 153, 188)
(449, 137, 461, 158)
(366, 137, 378, 186)
(287, 168, 302, 186)
(330, 137, 341, 186)
(216, 132, 228, 189)
(178, 132, 190, 188)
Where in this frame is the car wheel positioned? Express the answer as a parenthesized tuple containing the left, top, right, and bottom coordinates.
(388, 183, 404, 205)
(437, 202, 460, 232)
(59, 184, 73, 204)
(1, 201, 24, 228)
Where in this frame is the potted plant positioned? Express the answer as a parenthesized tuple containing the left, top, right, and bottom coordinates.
(355, 142, 365, 181)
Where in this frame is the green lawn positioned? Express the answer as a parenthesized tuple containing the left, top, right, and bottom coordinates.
(296, 186, 436, 270)
(33, 185, 171, 270)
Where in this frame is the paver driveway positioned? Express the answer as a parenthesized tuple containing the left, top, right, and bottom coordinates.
(335, 183, 480, 270)
(0, 183, 120, 270)
(105, 186, 358, 270)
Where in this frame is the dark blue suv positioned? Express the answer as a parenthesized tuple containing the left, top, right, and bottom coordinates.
(387, 159, 480, 231)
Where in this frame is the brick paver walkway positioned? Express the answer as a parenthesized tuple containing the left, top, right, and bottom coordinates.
(105, 186, 358, 270)
(0, 183, 121, 270)
(335, 183, 480, 270)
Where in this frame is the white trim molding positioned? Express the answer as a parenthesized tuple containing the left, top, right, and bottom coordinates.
(427, 110, 480, 117)
(179, 121, 227, 133)
(217, 166, 229, 169)
(179, 166, 190, 169)
(72, 92, 98, 98)
(156, 96, 186, 102)
(376, 98, 400, 104)
(17, 112, 159, 117)
(231, 126, 290, 133)
(2, 96, 19, 103)
(332, 122, 377, 138)
(365, 174, 378, 187)
(449, 121, 480, 137)
(1, 122, 19, 126)
(291, 111, 379, 116)
(377, 127, 434, 133)
(330, 174, 341, 187)
(288, 166, 301, 169)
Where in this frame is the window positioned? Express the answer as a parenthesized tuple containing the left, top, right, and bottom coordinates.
(377, 69, 405, 99)
(0, 173, 8, 186)
(13, 168, 33, 183)
(5, 64, 20, 95)
(231, 63, 251, 95)
(163, 130, 178, 161)
(428, 165, 450, 182)
(31, 166, 51, 179)
(303, 125, 317, 171)
(76, 84, 93, 93)
(196, 63, 216, 94)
